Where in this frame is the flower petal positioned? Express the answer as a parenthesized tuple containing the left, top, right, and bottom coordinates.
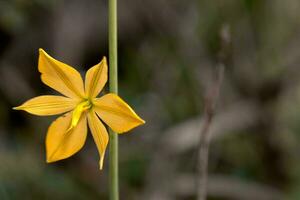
(93, 93, 145, 133)
(13, 95, 78, 116)
(85, 57, 108, 98)
(87, 111, 109, 170)
(38, 49, 85, 99)
(46, 112, 87, 163)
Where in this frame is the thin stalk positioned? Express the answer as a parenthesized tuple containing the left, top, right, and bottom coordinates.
(196, 24, 229, 200)
(108, 0, 119, 199)
(196, 64, 224, 200)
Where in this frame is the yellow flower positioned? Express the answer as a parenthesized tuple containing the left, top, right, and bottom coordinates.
(13, 49, 145, 170)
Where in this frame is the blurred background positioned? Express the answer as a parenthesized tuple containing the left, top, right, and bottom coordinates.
(1, 0, 300, 199)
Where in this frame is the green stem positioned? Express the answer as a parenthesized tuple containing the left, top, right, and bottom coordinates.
(108, 0, 119, 199)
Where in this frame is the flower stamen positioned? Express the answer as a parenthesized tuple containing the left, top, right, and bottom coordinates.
(67, 100, 92, 131)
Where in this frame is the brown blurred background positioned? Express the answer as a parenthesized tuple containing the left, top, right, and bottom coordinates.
(1, 0, 300, 199)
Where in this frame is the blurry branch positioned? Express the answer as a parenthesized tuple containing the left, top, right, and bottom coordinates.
(175, 174, 285, 200)
(162, 100, 259, 153)
(196, 24, 228, 200)
(196, 64, 224, 200)
(144, 100, 259, 200)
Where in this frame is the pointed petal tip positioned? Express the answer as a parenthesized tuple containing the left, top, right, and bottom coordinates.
(38, 48, 47, 62)
(139, 118, 146, 124)
(134, 115, 146, 126)
(46, 157, 54, 163)
(46, 152, 56, 163)
(135, 118, 146, 127)
(39, 48, 45, 54)
(111, 122, 143, 134)
(46, 152, 63, 163)
(12, 106, 21, 110)
(46, 157, 60, 163)
(115, 120, 145, 134)
(99, 156, 104, 170)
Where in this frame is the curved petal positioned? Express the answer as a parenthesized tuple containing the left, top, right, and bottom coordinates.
(13, 95, 79, 116)
(46, 112, 87, 163)
(38, 49, 85, 99)
(87, 111, 109, 170)
(85, 57, 108, 98)
(93, 93, 145, 133)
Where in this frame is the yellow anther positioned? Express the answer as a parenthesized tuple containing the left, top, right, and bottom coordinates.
(67, 100, 92, 131)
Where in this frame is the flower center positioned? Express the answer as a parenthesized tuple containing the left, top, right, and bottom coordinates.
(68, 99, 92, 131)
